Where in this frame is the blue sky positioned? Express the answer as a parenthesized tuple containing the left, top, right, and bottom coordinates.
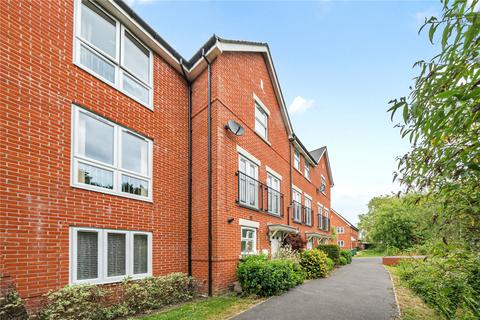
(126, 0, 442, 224)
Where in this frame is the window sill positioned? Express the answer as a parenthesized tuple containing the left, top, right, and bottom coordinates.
(266, 211, 283, 219)
(71, 273, 151, 286)
(237, 202, 261, 212)
(253, 130, 272, 146)
(294, 167, 303, 175)
(74, 62, 153, 111)
(71, 183, 153, 203)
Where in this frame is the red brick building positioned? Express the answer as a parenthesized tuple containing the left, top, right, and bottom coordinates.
(1, 0, 335, 308)
(330, 209, 359, 250)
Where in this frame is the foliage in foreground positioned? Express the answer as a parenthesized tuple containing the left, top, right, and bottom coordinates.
(340, 250, 353, 264)
(0, 285, 28, 320)
(236, 254, 304, 297)
(397, 250, 479, 320)
(299, 249, 330, 279)
(40, 273, 197, 320)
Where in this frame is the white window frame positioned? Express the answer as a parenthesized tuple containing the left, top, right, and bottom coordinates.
(267, 173, 281, 215)
(70, 227, 152, 285)
(71, 105, 153, 201)
(241, 226, 257, 255)
(337, 240, 345, 248)
(304, 195, 312, 226)
(254, 102, 269, 141)
(324, 208, 330, 230)
(337, 226, 345, 234)
(304, 162, 310, 180)
(238, 155, 259, 209)
(317, 203, 323, 229)
(320, 176, 327, 195)
(292, 189, 302, 222)
(294, 149, 301, 171)
(73, 0, 153, 109)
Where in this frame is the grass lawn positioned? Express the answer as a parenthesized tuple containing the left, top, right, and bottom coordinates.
(386, 266, 440, 320)
(354, 248, 387, 257)
(138, 295, 265, 320)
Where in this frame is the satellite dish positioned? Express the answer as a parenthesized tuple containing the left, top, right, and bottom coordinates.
(225, 120, 244, 136)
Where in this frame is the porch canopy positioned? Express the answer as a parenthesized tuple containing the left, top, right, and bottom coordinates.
(305, 232, 324, 240)
(267, 223, 298, 238)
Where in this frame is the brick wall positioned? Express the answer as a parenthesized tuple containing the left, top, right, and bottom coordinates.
(0, 0, 189, 308)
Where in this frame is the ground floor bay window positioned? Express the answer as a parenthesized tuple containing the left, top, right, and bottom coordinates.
(70, 227, 152, 284)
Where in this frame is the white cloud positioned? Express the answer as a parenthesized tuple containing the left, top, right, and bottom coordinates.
(288, 96, 315, 114)
(414, 8, 439, 27)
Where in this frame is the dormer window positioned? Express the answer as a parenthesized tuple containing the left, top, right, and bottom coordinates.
(294, 150, 301, 170)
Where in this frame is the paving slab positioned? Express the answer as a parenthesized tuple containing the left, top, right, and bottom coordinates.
(234, 257, 398, 320)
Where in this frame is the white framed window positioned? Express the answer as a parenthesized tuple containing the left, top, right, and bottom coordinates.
(304, 197, 312, 226)
(320, 176, 327, 194)
(74, 0, 153, 108)
(304, 163, 310, 180)
(292, 189, 302, 222)
(254, 102, 268, 140)
(294, 150, 301, 171)
(317, 204, 323, 229)
(238, 155, 259, 209)
(324, 209, 330, 230)
(71, 105, 153, 201)
(337, 226, 345, 234)
(70, 227, 152, 284)
(337, 240, 345, 248)
(241, 227, 257, 255)
(267, 173, 281, 215)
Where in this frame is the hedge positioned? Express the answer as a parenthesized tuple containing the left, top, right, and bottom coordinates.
(340, 250, 353, 264)
(317, 244, 341, 264)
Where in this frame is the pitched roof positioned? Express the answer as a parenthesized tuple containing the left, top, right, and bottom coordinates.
(310, 147, 326, 162)
(308, 146, 334, 186)
(331, 209, 358, 231)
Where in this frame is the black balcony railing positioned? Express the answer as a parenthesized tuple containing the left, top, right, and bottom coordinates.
(291, 200, 303, 223)
(318, 213, 323, 230)
(323, 216, 330, 231)
(236, 171, 284, 217)
(305, 207, 313, 226)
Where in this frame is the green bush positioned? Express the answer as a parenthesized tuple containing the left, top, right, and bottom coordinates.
(397, 251, 479, 320)
(237, 254, 304, 296)
(340, 250, 353, 264)
(316, 244, 341, 264)
(40, 273, 197, 320)
(40, 284, 106, 320)
(338, 256, 348, 265)
(0, 285, 28, 320)
(299, 249, 330, 279)
(325, 258, 335, 271)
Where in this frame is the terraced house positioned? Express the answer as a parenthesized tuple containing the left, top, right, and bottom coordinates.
(331, 209, 359, 250)
(1, 0, 335, 310)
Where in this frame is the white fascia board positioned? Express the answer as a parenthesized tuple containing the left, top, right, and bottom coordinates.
(236, 145, 261, 166)
(253, 93, 270, 116)
(239, 218, 260, 229)
(265, 166, 282, 180)
(292, 184, 302, 194)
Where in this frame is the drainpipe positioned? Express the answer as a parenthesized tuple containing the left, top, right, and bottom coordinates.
(288, 137, 294, 226)
(202, 50, 213, 297)
(179, 60, 192, 277)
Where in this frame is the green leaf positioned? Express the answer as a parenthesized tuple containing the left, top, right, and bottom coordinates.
(403, 104, 409, 123)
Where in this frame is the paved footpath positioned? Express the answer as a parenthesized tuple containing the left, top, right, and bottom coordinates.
(234, 257, 399, 320)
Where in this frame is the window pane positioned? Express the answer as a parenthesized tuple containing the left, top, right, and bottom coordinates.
(123, 73, 149, 105)
(134, 234, 148, 274)
(107, 233, 126, 277)
(77, 231, 98, 280)
(121, 131, 148, 175)
(78, 112, 114, 164)
(81, 0, 116, 57)
(241, 240, 246, 252)
(123, 32, 149, 83)
(121, 175, 149, 197)
(80, 45, 115, 83)
(78, 162, 113, 189)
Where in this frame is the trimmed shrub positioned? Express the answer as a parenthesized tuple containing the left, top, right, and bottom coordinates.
(299, 249, 330, 279)
(40, 284, 106, 320)
(0, 285, 28, 320)
(339, 256, 348, 265)
(40, 273, 197, 320)
(340, 250, 353, 264)
(326, 257, 335, 271)
(273, 245, 300, 263)
(237, 254, 304, 296)
(317, 244, 341, 264)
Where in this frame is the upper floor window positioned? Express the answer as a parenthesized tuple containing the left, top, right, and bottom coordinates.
(292, 189, 302, 222)
(254, 102, 268, 140)
(267, 173, 281, 215)
(72, 105, 152, 201)
(304, 197, 312, 226)
(317, 204, 323, 229)
(74, 0, 152, 108)
(320, 176, 327, 194)
(70, 227, 152, 284)
(294, 150, 301, 171)
(238, 156, 259, 209)
(304, 163, 310, 180)
(337, 226, 345, 234)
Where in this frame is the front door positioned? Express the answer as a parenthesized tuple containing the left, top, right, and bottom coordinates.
(270, 233, 282, 258)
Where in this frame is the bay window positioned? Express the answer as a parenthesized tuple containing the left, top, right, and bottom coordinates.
(72, 105, 152, 201)
(74, 0, 153, 108)
(71, 227, 152, 284)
